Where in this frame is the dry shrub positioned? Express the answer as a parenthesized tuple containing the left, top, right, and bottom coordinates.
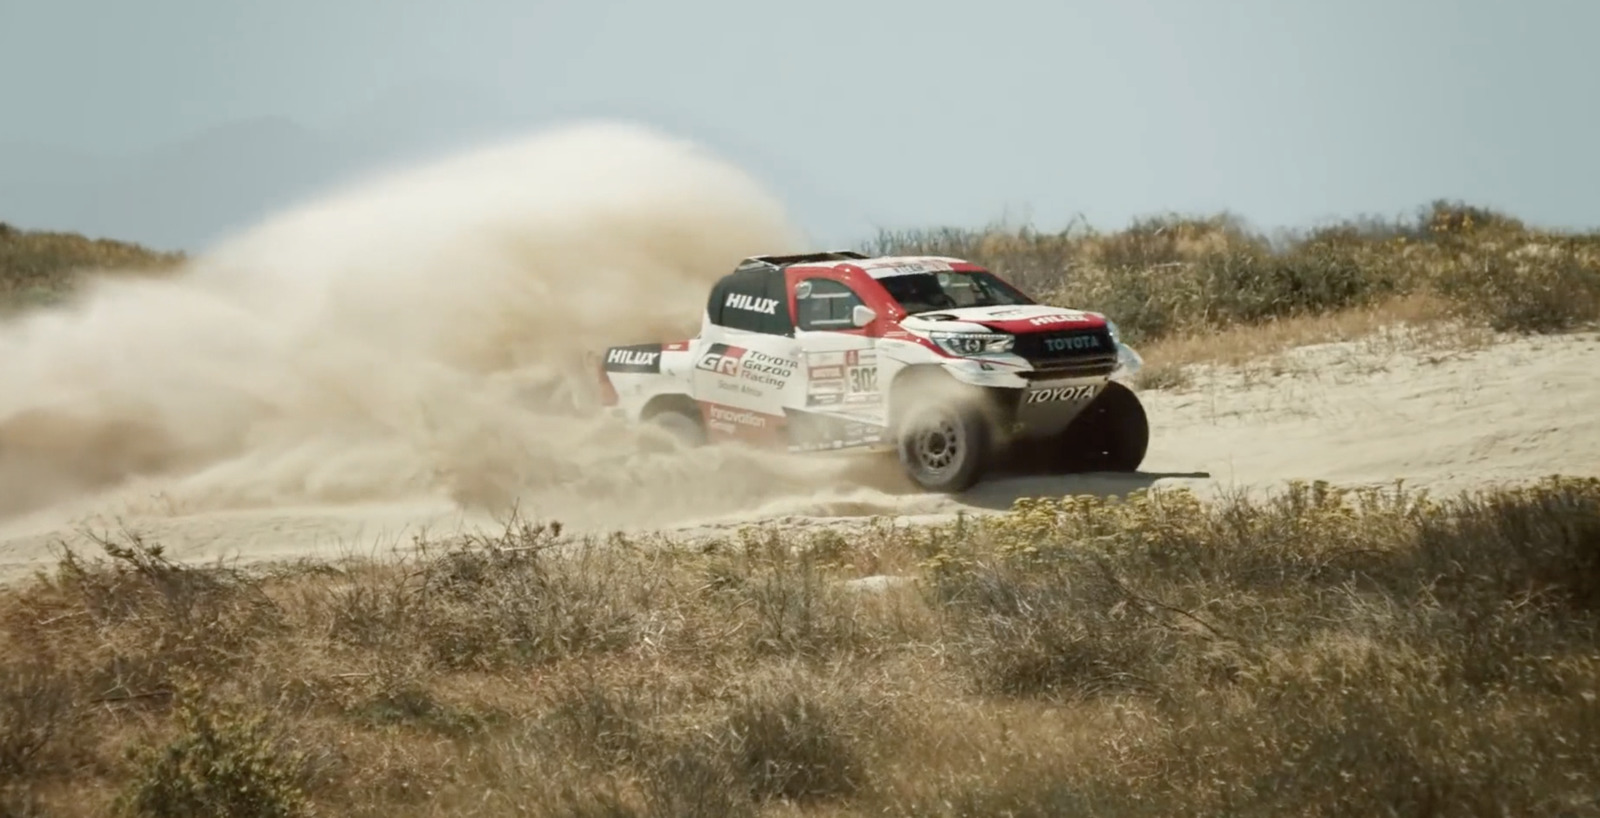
(0, 222, 182, 310)
(319, 521, 646, 671)
(1, 479, 1597, 816)
(908, 476, 1600, 815)
(1130, 359, 1191, 391)
(1414, 476, 1600, 606)
(12, 201, 1600, 345)
(0, 663, 78, 781)
(699, 526, 900, 659)
(1435, 240, 1600, 333)
(1140, 643, 1600, 817)
(930, 554, 1182, 699)
(7, 535, 285, 707)
(535, 675, 655, 771)
(719, 668, 871, 803)
(637, 747, 754, 818)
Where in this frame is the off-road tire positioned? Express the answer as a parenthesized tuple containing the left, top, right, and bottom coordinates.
(895, 400, 990, 492)
(1055, 380, 1148, 472)
(647, 406, 707, 448)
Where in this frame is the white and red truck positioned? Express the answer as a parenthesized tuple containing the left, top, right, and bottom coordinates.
(594, 251, 1148, 492)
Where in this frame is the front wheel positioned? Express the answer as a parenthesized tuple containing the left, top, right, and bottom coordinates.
(1055, 380, 1148, 472)
(895, 400, 990, 492)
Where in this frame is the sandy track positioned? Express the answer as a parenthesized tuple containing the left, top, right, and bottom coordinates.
(2, 326, 1595, 580)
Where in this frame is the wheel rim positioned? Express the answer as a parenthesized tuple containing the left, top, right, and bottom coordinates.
(909, 410, 963, 478)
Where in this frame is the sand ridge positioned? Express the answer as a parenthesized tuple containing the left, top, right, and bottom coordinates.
(3, 326, 1596, 580)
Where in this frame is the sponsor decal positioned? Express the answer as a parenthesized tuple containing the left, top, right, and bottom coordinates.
(603, 344, 662, 373)
(716, 380, 767, 398)
(1028, 313, 1084, 327)
(725, 292, 780, 315)
(1043, 334, 1102, 353)
(790, 435, 882, 452)
(784, 412, 886, 451)
(1024, 384, 1099, 404)
(867, 259, 952, 277)
(808, 379, 846, 405)
(696, 344, 797, 388)
(697, 346, 743, 376)
(706, 404, 770, 433)
(806, 348, 881, 406)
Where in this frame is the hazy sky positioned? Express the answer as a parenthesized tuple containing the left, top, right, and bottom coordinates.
(2, 0, 1597, 247)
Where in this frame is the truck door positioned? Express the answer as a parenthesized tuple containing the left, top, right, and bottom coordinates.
(788, 273, 887, 448)
(690, 264, 804, 443)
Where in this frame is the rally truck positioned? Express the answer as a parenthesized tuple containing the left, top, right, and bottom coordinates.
(593, 251, 1148, 493)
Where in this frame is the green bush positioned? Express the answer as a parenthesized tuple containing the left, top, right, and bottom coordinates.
(116, 695, 310, 818)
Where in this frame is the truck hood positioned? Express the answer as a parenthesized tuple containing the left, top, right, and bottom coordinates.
(897, 304, 1107, 335)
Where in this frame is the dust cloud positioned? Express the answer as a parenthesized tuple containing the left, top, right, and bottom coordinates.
(0, 121, 911, 534)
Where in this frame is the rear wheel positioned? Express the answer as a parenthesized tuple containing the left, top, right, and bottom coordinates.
(895, 400, 990, 492)
(646, 406, 706, 448)
(1055, 380, 1148, 472)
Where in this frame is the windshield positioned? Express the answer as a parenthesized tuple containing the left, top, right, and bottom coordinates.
(877, 270, 1034, 315)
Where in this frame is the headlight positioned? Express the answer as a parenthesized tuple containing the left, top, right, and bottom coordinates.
(929, 331, 1014, 356)
(1089, 312, 1122, 344)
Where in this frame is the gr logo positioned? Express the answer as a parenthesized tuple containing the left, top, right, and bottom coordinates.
(696, 343, 747, 376)
(1043, 334, 1101, 353)
(1025, 384, 1099, 404)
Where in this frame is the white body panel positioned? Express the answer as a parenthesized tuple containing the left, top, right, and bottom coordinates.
(597, 257, 1144, 454)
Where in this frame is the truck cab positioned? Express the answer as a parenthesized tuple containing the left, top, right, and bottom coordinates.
(596, 251, 1148, 492)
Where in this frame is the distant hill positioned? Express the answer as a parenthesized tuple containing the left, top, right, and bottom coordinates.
(0, 81, 539, 253)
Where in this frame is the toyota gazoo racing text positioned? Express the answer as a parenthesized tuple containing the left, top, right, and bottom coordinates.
(593, 251, 1149, 492)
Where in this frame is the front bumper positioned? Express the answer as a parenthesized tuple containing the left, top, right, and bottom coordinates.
(940, 339, 1142, 390)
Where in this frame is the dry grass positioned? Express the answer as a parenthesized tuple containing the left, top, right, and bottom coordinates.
(2, 478, 1597, 816)
(1127, 291, 1500, 391)
(8, 199, 1598, 371)
(869, 200, 1600, 344)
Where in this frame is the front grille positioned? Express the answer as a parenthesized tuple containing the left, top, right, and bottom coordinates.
(1011, 327, 1118, 376)
(1018, 356, 1118, 379)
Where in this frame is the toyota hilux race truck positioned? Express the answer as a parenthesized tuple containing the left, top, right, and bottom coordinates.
(594, 251, 1148, 492)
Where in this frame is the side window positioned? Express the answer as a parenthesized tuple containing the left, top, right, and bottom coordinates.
(709, 267, 793, 335)
(795, 278, 866, 331)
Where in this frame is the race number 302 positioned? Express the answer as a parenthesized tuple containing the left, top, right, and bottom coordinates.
(847, 365, 878, 393)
